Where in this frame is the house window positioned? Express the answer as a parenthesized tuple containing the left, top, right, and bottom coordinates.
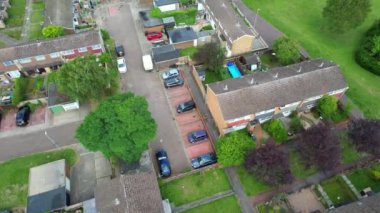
(50, 52, 60, 58)
(18, 58, 32, 64)
(3, 60, 14, 66)
(62, 50, 75, 56)
(35, 55, 46, 61)
(91, 44, 102, 50)
(78, 47, 88, 53)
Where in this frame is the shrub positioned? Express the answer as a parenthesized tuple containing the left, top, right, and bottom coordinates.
(200, 25, 213, 31)
(290, 116, 304, 133)
(355, 20, 380, 75)
(369, 170, 380, 180)
(317, 95, 338, 119)
(101, 29, 110, 41)
(12, 77, 29, 105)
(42, 25, 64, 38)
(273, 36, 300, 65)
(262, 119, 288, 143)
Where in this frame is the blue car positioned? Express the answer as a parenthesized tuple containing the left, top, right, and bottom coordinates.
(187, 130, 207, 143)
(191, 153, 217, 169)
(156, 150, 171, 177)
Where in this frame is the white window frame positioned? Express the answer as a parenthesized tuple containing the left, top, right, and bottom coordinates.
(50, 52, 60, 58)
(3, 60, 14, 66)
(35, 55, 46, 61)
(78, 47, 88, 53)
(62, 50, 75, 56)
(255, 108, 275, 117)
(18, 58, 32, 64)
(91, 44, 102, 50)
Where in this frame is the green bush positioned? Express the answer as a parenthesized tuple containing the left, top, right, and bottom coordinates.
(355, 20, 380, 75)
(317, 95, 338, 119)
(369, 170, 380, 180)
(42, 25, 64, 38)
(200, 25, 213, 31)
(12, 77, 29, 105)
(290, 116, 304, 133)
(262, 119, 288, 143)
(273, 36, 300, 65)
(26, 100, 43, 112)
(101, 29, 110, 41)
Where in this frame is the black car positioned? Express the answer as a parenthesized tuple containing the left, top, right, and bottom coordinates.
(191, 153, 217, 169)
(176, 100, 196, 113)
(187, 130, 208, 143)
(115, 45, 125, 57)
(156, 150, 171, 177)
(16, 105, 30, 127)
(164, 77, 184, 88)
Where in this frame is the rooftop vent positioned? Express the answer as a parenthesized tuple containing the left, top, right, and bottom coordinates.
(297, 67, 302, 73)
(249, 78, 254, 85)
(221, 3, 226, 8)
(273, 72, 278, 79)
(223, 85, 228, 91)
(318, 62, 324, 68)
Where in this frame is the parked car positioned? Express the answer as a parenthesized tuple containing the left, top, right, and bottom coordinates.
(161, 69, 179, 80)
(164, 77, 184, 88)
(191, 153, 217, 169)
(115, 45, 125, 57)
(156, 149, 171, 177)
(142, 54, 153, 71)
(16, 105, 31, 127)
(117, 57, 127, 73)
(176, 100, 196, 113)
(146, 32, 162, 41)
(187, 130, 207, 143)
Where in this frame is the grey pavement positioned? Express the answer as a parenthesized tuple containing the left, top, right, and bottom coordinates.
(173, 190, 234, 213)
(0, 32, 22, 46)
(98, 2, 190, 174)
(226, 167, 256, 213)
(21, 0, 33, 41)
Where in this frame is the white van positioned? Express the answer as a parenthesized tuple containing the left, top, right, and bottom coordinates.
(142, 54, 153, 71)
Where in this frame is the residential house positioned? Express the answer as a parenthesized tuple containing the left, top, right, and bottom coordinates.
(154, 0, 179, 12)
(139, 10, 164, 33)
(205, 59, 348, 134)
(95, 151, 168, 213)
(168, 27, 198, 49)
(200, 0, 267, 57)
(0, 30, 103, 78)
(27, 159, 71, 213)
(152, 44, 180, 69)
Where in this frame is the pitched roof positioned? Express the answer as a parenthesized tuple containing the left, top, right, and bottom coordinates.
(45, 0, 74, 29)
(154, 0, 179, 6)
(331, 193, 380, 213)
(208, 59, 348, 120)
(152, 44, 179, 62)
(0, 30, 102, 62)
(139, 10, 163, 28)
(168, 27, 197, 43)
(203, 0, 255, 44)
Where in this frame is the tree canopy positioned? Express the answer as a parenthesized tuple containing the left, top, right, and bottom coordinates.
(348, 118, 380, 157)
(323, 0, 371, 34)
(76, 93, 157, 163)
(57, 54, 119, 101)
(245, 140, 293, 186)
(193, 42, 225, 74)
(42, 25, 65, 38)
(262, 119, 288, 143)
(296, 124, 341, 171)
(273, 37, 300, 65)
(317, 95, 338, 119)
(216, 131, 255, 167)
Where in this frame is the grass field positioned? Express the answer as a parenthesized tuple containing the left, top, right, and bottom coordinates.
(289, 151, 317, 179)
(180, 47, 198, 57)
(347, 164, 380, 192)
(320, 177, 357, 207)
(3, 29, 22, 40)
(160, 168, 231, 206)
(236, 166, 272, 196)
(184, 195, 241, 213)
(0, 149, 77, 210)
(339, 133, 362, 164)
(243, 0, 380, 118)
(5, 0, 27, 27)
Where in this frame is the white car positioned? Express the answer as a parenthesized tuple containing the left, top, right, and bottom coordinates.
(161, 68, 179, 80)
(117, 57, 127, 73)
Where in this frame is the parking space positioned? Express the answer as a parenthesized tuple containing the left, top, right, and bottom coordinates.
(163, 70, 215, 163)
(0, 106, 45, 132)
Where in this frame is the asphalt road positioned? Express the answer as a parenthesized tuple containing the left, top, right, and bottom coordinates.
(101, 3, 190, 174)
(0, 122, 80, 162)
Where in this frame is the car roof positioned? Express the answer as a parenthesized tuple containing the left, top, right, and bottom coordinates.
(193, 130, 206, 135)
(117, 58, 125, 62)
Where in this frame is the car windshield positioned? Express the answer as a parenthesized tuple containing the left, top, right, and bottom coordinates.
(200, 156, 211, 164)
(191, 133, 198, 139)
(161, 164, 170, 173)
(118, 63, 125, 68)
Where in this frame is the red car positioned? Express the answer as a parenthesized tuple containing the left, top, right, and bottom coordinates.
(146, 32, 162, 41)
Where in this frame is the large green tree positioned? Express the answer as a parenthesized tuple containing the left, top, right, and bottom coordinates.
(42, 25, 65, 38)
(76, 93, 157, 163)
(317, 95, 338, 119)
(323, 0, 371, 34)
(192, 42, 225, 74)
(273, 37, 300, 65)
(216, 131, 255, 166)
(57, 54, 119, 101)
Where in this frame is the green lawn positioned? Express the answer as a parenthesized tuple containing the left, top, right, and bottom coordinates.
(3, 29, 22, 40)
(180, 47, 198, 57)
(347, 164, 380, 192)
(260, 53, 281, 69)
(150, 7, 197, 25)
(5, 0, 27, 27)
(289, 151, 317, 179)
(160, 168, 231, 206)
(236, 166, 272, 196)
(0, 149, 77, 210)
(30, 11, 44, 23)
(256, 204, 282, 213)
(320, 177, 357, 207)
(243, 0, 380, 118)
(31, 0, 45, 10)
(184, 195, 241, 213)
(28, 24, 44, 40)
(339, 133, 362, 164)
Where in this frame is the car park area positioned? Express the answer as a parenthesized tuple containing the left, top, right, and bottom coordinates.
(163, 70, 215, 165)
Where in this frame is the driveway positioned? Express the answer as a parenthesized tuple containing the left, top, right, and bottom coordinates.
(99, 3, 190, 174)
